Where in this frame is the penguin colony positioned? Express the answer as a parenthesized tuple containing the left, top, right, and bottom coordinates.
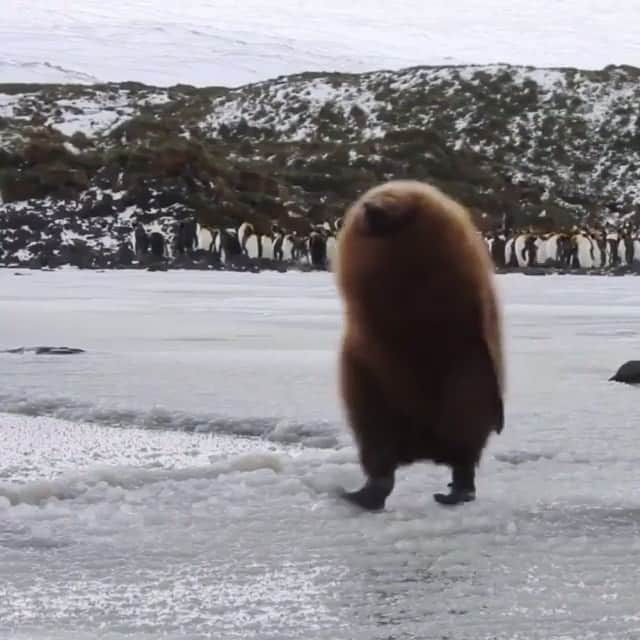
(130, 219, 341, 270)
(129, 216, 640, 272)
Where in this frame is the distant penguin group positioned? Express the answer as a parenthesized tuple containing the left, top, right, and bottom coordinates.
(131, 220, 199, 262)
(484, 226, 640, 271)
(195, 219, 341, 270)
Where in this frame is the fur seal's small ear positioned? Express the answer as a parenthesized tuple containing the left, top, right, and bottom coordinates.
(361, 200, 415, 236)
(363, 202, 388, 234)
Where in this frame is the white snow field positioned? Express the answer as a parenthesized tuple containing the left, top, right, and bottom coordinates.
(2, 1, 640, 86)
(1, 269, 640, 639)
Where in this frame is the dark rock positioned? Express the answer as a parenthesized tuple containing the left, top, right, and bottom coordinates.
(609, 361, 640, 384)
(115, 244, 135, 267)
(2, 346, 85, 355)
(59, 241, 95, 269)
(80, 193, 115, 218)
(34, 346, 85, 355)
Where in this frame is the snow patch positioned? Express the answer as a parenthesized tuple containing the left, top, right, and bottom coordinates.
(0, 452, 283, 506)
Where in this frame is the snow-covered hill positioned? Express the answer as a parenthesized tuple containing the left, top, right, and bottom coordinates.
(2, 0, 640, 87)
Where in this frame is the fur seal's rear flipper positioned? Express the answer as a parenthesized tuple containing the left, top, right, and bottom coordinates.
(434, 465, 476, 506)
(433, 489, 476, 506)
(431, 341, 501, 507)
(339, 474, 395, 511)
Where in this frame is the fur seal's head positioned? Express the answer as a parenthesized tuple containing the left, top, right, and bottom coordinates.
(339, 180, 470, 252)
(359, 200, 417, 237)
(336, 180, 478, 295)
(345, 182, 425, 239)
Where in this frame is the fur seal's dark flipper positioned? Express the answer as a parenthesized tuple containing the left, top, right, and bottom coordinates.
(434, 465, 476, 506)
(431, 339, 502, 508)
(340, 474, 395, 511)
(433, 489, 476, 506)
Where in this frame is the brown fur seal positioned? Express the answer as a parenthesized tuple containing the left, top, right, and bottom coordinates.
(335, 180, 505, 510)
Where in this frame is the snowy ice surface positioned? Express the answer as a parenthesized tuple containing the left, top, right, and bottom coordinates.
(1, 1, 640, 87)
(2, 269, 640, 639)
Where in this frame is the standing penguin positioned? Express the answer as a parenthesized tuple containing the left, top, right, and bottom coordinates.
(181, 220, 198, 254)
(133, 223, 149, 257)
(521, 234, 538, 268)
(173, 222, 187, 255)
(490, 233, 506, 269)
(308, 229, 328, 269)
(607, 229, 620, 267)
(149, 231, 165, 260)
(335, 180, 504, 510)
(622, 228, 635, 266)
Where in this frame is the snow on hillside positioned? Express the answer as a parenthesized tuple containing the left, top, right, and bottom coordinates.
(2, 0, 640, 87)
(199, 65, 636, 148)
(0, 85, 172, 151)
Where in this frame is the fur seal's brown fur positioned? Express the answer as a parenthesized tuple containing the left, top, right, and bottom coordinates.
(335, 180, 504, 510)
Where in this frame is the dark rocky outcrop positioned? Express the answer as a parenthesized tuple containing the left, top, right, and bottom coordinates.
(609, 361, 640, 384)
(2, 346, 85, 355)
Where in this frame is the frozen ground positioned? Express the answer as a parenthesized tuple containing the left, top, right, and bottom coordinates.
(2, 1, 640, 86)
(1, 269, 640, 639)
